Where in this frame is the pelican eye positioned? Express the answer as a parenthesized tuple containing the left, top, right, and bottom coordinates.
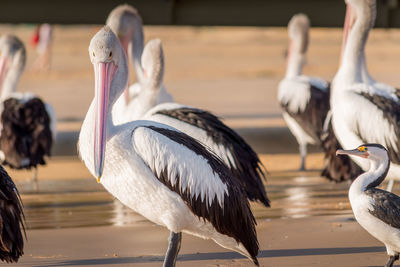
(108, 51, 113, 59)
(92, 51, 95, 57)
(358, 146, 368, 152)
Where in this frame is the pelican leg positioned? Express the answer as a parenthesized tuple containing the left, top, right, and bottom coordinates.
(299, 144, 307, 171)
(385, 254, 399, 267)
(163, 231, 182, 267)
(387, 179, 395, 192)
(32, 168, 39, 192)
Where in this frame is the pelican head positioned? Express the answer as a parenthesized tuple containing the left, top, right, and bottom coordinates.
(106, 4, 142, 56)
(141, 39, 164, 91)
(288, 13, 310, 55)
(0, 35, 26, 98)
(88, 26, 128, 181)
(336, 143, 388, 162)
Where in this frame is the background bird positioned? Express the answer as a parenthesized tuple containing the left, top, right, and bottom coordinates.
(0, 35, 55, 190)
(332, 0, 400, 191)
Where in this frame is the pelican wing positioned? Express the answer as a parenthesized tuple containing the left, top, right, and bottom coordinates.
(353, 90, 400, 164)
(0, 166, 24, 263)
(0, 97, 53, 169)
(148, 106, 269, 207)
(132, 125, 259, 263)
(365, 188, 400, 229)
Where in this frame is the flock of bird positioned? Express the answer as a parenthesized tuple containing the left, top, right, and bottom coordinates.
(0, 0, 400, 266)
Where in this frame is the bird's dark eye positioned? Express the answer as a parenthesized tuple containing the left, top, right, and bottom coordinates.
(92, 51, 95, 57)
(109, 51, 113, 59)
(364, 147, 368, 151)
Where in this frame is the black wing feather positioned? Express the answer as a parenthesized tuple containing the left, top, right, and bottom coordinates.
(281, 85, 330, 142)
(143, 126, 259, 265)
(365, 188, 400, 230)
(281, 83, 362, 181)
(0, 165, 24, 262)
(0, 97, 53, 169)
(320, 119, 363, 182)
(154, 107, 269, 207)
(356, 91, 400, 164)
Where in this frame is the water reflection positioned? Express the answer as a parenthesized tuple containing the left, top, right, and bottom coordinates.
(20, 171, 356, 230)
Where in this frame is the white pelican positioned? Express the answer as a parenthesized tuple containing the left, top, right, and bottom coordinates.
(277, 14, 362, 181)
(278, 13, 329, 171)
(106, 4, 173, 125)
(79, 26, 259, 266)
(0, 35, 55, 188)
(337, 144, 400, 267)
(332, 0, 400, 190)
(112, 38, 269, 207)
(0, 165, 25, 263)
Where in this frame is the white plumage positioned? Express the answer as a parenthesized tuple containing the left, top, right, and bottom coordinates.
(332, 0, 400, 187)
(278, 14, 330, 170)
(79, 27, 259, 266)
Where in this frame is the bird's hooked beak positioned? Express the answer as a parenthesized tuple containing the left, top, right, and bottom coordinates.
(336, 148, 369, 158)
(93, 60, 117, 182)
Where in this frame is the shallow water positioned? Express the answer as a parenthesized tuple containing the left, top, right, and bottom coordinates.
(20, 171, 355, 230)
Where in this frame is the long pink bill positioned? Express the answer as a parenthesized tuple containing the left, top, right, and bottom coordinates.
(93, 61, 117, 182)
(340, 4, 356, 64)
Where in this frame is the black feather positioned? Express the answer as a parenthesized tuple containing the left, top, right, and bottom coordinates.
(0, 165, 24, 262)
(365, 188, 400, 230)
(154, 107, 269, 208)
(143, 126, 259, 265)
(0, 97, 53, 169)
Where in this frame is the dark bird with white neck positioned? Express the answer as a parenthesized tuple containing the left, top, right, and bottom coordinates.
(337, 144, 400, 267)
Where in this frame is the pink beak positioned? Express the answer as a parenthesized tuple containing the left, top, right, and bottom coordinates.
(93, 61, 117, 182)
(341, 4, 355, 63)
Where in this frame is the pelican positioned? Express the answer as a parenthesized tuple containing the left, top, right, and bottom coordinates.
(278, 13, 329, 171)
(111, 38, 269, 207)
(79, 26, 259, 266)
(278, 14, 362, 181)
(0, 165, 25, 263)
(0, 35, 55, 189)
(337, 144, 400, 267)
(106, 4, 173, 125)
(332, 0, 400, 191)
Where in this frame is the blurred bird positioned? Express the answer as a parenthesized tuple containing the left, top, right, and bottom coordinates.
(116, 38, 270, 207)
(0, 165, 25, 263)
(31, 24, 53, 71)
(278, 14, 362, 181)
(79, 26, 260, 266)
(106, 4, 173, 125)
(0, 35, 55, 191)
(332, 0, 400, 191)
(337, 144, 400, 267)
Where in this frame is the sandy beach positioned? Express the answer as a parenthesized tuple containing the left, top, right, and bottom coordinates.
(1, 24, 400, 266)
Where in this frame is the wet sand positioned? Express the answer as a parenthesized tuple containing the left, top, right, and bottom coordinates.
(8, 155, 397, 267)
(17, 216, 387, 267)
